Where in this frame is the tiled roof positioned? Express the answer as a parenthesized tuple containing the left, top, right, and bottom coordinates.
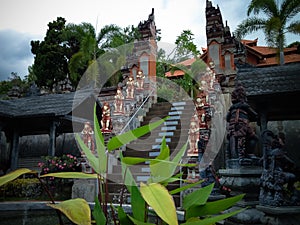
(241, 39, 258, 46)
(177, 58, 196, 66)
(164, 58, 196, 77)
(165, 70, 185, 77)
(248, 45, 297, 56)
(237, 63, 300, 96)
(256, 54, 300, 67)
(0, 88, 95, 118)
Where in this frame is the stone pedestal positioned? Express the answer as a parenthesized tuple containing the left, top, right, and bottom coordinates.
(72, 179, 98, 202)
(219, 165, 264, 225)
(256, 205, 300, 225)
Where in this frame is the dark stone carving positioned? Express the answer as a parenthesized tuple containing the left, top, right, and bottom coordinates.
(226, 83, 259, 167)
(259, 130, 299, 206)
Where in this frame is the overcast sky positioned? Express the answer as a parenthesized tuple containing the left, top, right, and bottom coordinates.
(0, 0, 299, 81)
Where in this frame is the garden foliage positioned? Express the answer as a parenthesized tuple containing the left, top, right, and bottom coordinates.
(0, 106, 244, 224)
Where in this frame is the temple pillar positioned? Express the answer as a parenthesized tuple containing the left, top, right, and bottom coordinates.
(10, 129, 20, 170)
(48, 121, 57, 156)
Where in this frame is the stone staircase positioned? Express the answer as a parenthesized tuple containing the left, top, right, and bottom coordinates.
(107, 100, 194, 206)
(17, 157, 42, 172)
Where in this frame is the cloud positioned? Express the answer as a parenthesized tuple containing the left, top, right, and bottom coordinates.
(0, 29, 37, 81)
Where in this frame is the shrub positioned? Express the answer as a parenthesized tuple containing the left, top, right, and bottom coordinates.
(38, 154, 81, 175)
(1, 178, 42, 198)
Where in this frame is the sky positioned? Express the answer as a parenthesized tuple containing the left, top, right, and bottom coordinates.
(0, 0, 299, 81)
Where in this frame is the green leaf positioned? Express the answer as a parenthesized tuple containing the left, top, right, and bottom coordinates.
(47, 198, 91, 225)
(120, 153, 146, 222)
(183, 183, 214, 210)
(93, 197, 106, 225)
(118, 206, 134, 225)
(161, 177, 183, 186)
(149, 137, 171, 183)
(122, 157, 148, 165)
(107, 117, 168, 151)
(169, 180, 203, 195)
(128, 215, 155, 225)
(171, 141, 188, 167)
(131, 184, 146, 222)
(120, 153, 137, 187)
(148, 141, 187, 184)
(182, 208, 245, 225)
(0, 168, 35, 186)
(75, 133, 100, 174)
(40, 172, 98, 179)
(140, 182, 178, 225)
(153, 137, 170, 164)
(185, 194, 245, 219)
(122, 157, 179, 166)
(94, 104, 107, 173)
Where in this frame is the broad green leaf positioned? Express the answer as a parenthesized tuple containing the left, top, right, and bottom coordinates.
(93, 197, 106, 225)
(120, 153, 146, 221)
(122, 157, 148, 165)
(107, 117, 168, 151)
(152, 137, 170, 164)
(0, 168, 34, 186)
(149, 137, 171, 183)
(120, 153, 137, 187)
(169, 180, 203, 195)
(75, 133, 100, 174)
(140, 182, 178, 225)
(185, 194, 245, 219)
(122, 157, 178, 166)
(40, 172, 98, 179)
(171, 141, 188, 166)
(94, 104, 107, 173)
(161, 177, 183, 185)
(173, 172, 184, 178)
(182, 208, 245, 225)
(128, 215, 155, 225)
(183, 183, 214, 210)
(131, 184, 146, 222)
(47, 198, 91, 225)
(151, 141, 188, 183)
(118, 206, 134, 225)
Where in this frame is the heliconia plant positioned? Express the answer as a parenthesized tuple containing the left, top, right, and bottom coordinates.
(0, 104, 244, 225)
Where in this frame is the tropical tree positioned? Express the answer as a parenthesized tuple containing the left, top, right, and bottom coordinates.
(235, 0, 300, 65)
(173, 30, 200, 63)
(64, 22, 99, 86)
(31, 17, 68, 89)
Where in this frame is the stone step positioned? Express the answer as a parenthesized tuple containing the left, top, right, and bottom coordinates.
(18, 157, 42, 171)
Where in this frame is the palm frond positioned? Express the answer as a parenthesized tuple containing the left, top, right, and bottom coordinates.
(281, 0, 300, 22)
(247, 0, 279, 17)
(286, 21, 300, 35)
(235, 17, 267, 39)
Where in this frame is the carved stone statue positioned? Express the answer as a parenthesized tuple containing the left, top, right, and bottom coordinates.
(259, 130, 299, 206)
(126, 75, 135, 99)
(198, 129, 210, 162)
(81, 121, 95, 153)
(136, 70, 145, 90)
(114, 87, 125, 114)
(195, 92, 212, 130)
(226, 83, 258, 165)
(101, 102, 113, 133)
(188, 115, 199, 156)
(80, 121, 95, 173)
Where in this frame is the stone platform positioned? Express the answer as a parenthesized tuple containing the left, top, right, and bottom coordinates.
(257, 205, 300, 225)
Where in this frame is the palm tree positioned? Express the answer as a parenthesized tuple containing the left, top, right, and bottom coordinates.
(235, 0, 300, 65)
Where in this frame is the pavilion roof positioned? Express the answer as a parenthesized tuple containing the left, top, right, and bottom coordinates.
(237, 63, 300, 121)
(0, 88, 96, 118)
(237, 63, 300, 96)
